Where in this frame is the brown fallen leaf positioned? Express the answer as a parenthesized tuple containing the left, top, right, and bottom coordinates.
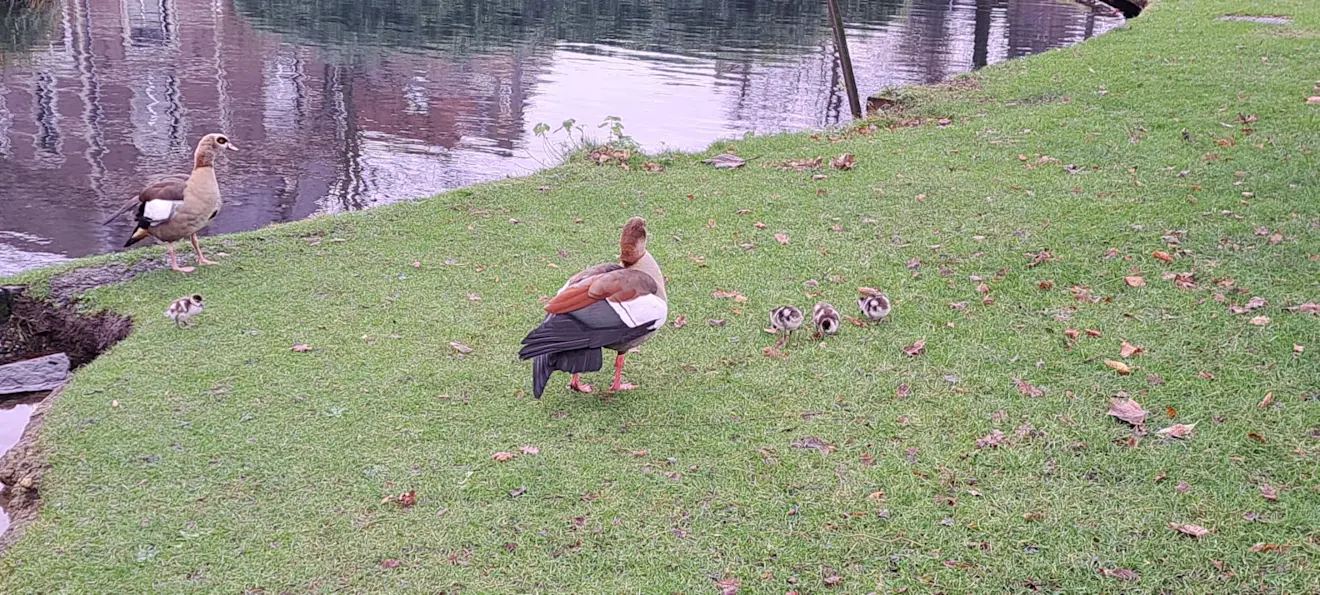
(902, 339, 926, 357)
(1085, 329, 1103, 337)
(630, 449, 649, 457)
(1260, 484, 1278, 501)
(1108, 397, 1149, 426)
(1268, 232, 1283, 245)
(1249, 315, 1271, 326)
(976, 430, 1005, 449)
(491, 451, 516, 462)
(1064, 328, 1080, 340)
(381, 559, 401, 569)
(830, 153, 856, 170)
(1176, 480, 1190, 493)
(895, 384, 912, 398)
(1249, 542, 1291, 553)
(714, 577, 741, 595)
(702, 153, 746, 169)
(753, 221, 767, 229)
(1104, 360, 1133, 375)
(1168, 522, 1210, 537)
(762, 346, 788, 359)
(1156, 423, 1196, 439)
(1257, 391, 1273, 408)
(1015, 378, 1044, 398)
(1039, 280, 1055, 290)
(1166, 406, 1177, 418)
(711, 289, 744, 299)
(867, 490, 885, 500)
(708, 319, 726, 327)
(976, 282, 990, 294)
(857, 286, 881, 296)
(790, 436, 835, 455)
(397, 489, 417, 508)
(1124, 276, 1146, 287)
(641, 161, 665, 172)
(518, 445, 540, 455)
(1153, 250, 1175, 263)
(1247, 432, 1267, 444)
(1100, 568, 1139, 581)
(448, 341, 474, 354)
(774, 233, 789, 245)
(290, 344, 311, 352)
(1120, 341, 1144, 358)
(672, 315, 688, 329)
(822, 567, 843, 586)
(1285, 302, 1320, 316)
(1309, 96, 1320, 105)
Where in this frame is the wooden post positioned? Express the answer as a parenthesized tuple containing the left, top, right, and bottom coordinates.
(826, 0, 863, 120)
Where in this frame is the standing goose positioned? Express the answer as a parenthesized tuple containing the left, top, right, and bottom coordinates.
(519, 217, 667, 398)
(769, 305, 804, 346)
(103, 133, 238, 272)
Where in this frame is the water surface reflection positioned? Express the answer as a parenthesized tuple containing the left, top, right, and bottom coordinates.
(0, 0, 1120, 274)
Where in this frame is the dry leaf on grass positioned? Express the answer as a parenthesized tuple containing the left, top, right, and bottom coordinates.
(1104, 360, 1133, 375)
(1152, 250, 1175, 263)
(1250, 542, 1291, 553)
(1260, 484, 1278, 501)
(1249, 315, 1271, 326)
(1257, 392, 1273, 408)
(641, 161, 665, 172)
(1168, 522, 1211, 537)
(711, 289, 744, 300)
(491, 451, 516, 462)
(1100, 568, 1139, 581)
(1156, 423, 1196, 439)
(1124, 276, 1146, 287)
(448, 341, 474, 354)
(702, 153, 746, 169)
(518, 446, 540, 455)
(1119, 341, 1144, 358)
(1108, 398, 1149, 426)
(774, 233, 789, 245)
(790, 436, 835, 455)
(902, 339, 927, 356)
(1284, 302, 1320, 316)
(976, 430, 1005, 449)
(1015, 379, 1044, 398)
(290, 344, 312, 352)
(672, 315, 688, 329)
(830, 153, 856, 170)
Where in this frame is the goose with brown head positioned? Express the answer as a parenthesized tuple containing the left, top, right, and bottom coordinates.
(519, 217, 667, 398)
(103, 133, 238, 272)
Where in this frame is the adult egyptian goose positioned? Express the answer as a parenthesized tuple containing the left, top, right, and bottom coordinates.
(519, 217, 667, 398)
(103, 133, 238, 272)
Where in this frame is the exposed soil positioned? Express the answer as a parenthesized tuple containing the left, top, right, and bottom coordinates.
(0, 294, 132, 369)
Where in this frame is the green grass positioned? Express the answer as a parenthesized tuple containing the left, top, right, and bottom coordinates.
(3, 0, 1319, 591)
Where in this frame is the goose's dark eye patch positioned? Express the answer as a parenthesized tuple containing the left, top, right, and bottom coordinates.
(216, 137, 227, 145)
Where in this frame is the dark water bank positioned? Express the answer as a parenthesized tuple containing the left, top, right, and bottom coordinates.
(0, 0, 1121, 275)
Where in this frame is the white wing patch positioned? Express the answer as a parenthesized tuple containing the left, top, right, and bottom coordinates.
(142, 199, 177, 225)
(607, 294, 668, 330)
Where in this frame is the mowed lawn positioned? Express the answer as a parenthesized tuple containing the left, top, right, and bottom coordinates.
(3, 0, 1319, 591)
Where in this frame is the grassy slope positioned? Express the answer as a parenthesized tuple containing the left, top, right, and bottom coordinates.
(3, 0, 1319, 591)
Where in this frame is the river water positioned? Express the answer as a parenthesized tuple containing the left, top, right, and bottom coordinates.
(0, 0, 1120, 275)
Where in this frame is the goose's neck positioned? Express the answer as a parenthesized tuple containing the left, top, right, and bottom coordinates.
(630, 251, 665, 300)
